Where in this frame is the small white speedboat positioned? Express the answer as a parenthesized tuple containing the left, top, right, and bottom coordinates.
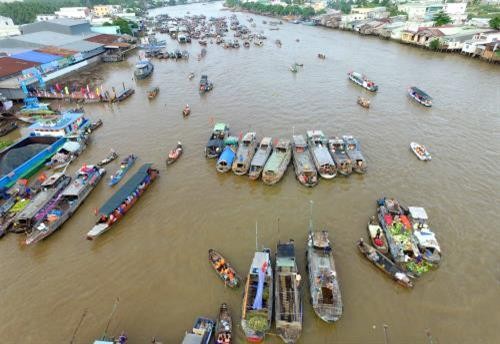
(410, 142, 431, 161)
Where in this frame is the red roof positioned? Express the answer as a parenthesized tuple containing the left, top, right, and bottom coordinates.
(85, 34, 120, 45)
(34, 46, 77, 57)
(0, 57, 40, 79)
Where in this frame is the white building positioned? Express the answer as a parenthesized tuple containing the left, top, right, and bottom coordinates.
(36, 14, 57, 22)
(462, 31, 500, 55)
(54, 7, 90, 19)
(0, 15, 20, 37)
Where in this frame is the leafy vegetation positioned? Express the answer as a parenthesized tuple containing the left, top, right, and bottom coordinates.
(225, 0, 319, 18)
(490, 16, 500, 29)
(0, 140, 12, 150)
(429, 38, 441, 51)
(433, 11, 452, 26)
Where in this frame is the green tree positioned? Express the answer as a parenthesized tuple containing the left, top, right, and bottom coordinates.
(489, 16, 500, 30)
(112, 17, 133, 35)
(429, 38, 441, 50)
(433, 11, 452, 26)
(168, 0, 176, 6)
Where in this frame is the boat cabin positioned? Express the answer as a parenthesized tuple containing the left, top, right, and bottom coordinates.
(306, 130, 327, 146)
(29, 112, 87, 138)
(292, 135, 308, 152)
(241, 132, 256, 146)
(329, 138, 345, 152)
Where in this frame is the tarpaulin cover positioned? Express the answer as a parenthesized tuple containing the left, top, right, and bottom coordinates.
(252, 261, 267, 310)
(12, 51, 61, 64)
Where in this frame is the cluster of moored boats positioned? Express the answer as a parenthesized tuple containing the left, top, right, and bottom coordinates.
(205, 124, 367, 187)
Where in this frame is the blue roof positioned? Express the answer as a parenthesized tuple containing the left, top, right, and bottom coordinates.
(29, 111, 83, 131)
(11, 50, 61, 64)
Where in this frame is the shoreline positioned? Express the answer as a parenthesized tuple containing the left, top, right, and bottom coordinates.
(225, 5, 498, 64)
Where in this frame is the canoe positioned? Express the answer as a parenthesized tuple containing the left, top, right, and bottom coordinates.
(410, 142, 431, 161)
(357, 239, 414, 288)
(367, 217, 389, 254)
(357, 96, 370, 108)
(89, 119, 103, 131)
(167, 142, 183, 165)
(108, 155, 137, 186)
(183, 105, 191, 117)
(208, 249, 241, 288)
(215, 303, 232, 344)
(97, 150, 118, 167)
(408, 87, 432, 107)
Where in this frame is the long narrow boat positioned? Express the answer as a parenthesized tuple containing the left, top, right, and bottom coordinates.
(275, 240, 302, 343)
(232, 132, 258, 176)
(347, 71, 378, 92)
(249, 137, 273, 180)
(108, 154, 137, 186)
(262, 139, 291, 186)
(208, 249, 241, 288)
(357, 239, 414, 288)
(307, 231, 343, 323)
(328, 137, 352, 176)
(182, 317, 215, 344)
(215, 303, 232, 344)
(26, 165, 106, 245)
(11, 173, 71, 233)
(408, 87, 432, 107)
(306, 130, 336, 179)
(97, 150, 118, 167)
(216, 137, 238, 173)
(147, 86, 159, 99)
(292, 135, 318, 187)
(87, 164, 159, 240)
(343, 135, 367, 174)
(241, 249, 273, 343)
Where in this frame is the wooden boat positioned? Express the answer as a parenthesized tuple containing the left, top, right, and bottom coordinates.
(182, 317, 215, 344)
(328, 137, 352, 176)
(46, 137, 86, 170)
(205, 123, 229, 159)
(98, 150, 118, 167)
(166, 142, 183, 165)
(408, 207, 441, 265)
(243, 41, 250, 48)
(408, 87, 432, 107)
(183, 104, 191, 117)
(410, 142, 431, 161)
(134, 60, 154, 80)
(208, 249, 241, 288)
(347, 71, 378, 92)
(307, 231, 343, 323)
(232, 132, 258, 176)
(275, 39, 282, 47)
(89, 119, 103, 131)
(215, 303, 232, 344)
(216, 137, 238, 173)
(147, 87, 159, 99)
(104, 87, 135, 103)
(26, 165, 106, 245)
(343, 135, 367, 174)
(0, 195, 31, 237)
(317, 53, 326, 59)
(108, 154, 137, 186)
(275, 240, 302, 344)
(249, 137, 273, 180)
(199, 75, 213, 94)
(289, 65, 298, 73)
(367, 216, 389, 254)
(357, 239, 414, 288)
(262, 139, 291, 186)
(292, 135, 318, 187)
(357, 96, 370, 108)
(87, 164, 159, 240)
(188, 72, 195, 80)
(11, 173, 71, 233)
(0, 120, 17, 137)
(241, 249, 273, 343)
(306, 130, 336, 179)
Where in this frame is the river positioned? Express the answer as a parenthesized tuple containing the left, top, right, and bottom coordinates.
(0, 2, 499, 343)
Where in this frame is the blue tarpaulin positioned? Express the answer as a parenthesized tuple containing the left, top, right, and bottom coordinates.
(12, 51, 61, 64)
(252, 262, 266, 310)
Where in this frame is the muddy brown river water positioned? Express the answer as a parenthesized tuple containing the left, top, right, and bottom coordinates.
(0, 2, 499, 343)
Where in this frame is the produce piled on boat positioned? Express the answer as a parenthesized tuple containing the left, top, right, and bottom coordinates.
(208, 249, 241, 288)
(410, 142, 432, 161)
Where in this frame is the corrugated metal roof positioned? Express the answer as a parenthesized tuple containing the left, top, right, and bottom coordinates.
(0, 57, 40, 79)
(59, 40, 104, 52)
(11, 31, 84, 46)
(35, 46, 77, 57)
(45, 18, 89, 27)
(11, 50, 61, 64)
(85, 33, 120, 45)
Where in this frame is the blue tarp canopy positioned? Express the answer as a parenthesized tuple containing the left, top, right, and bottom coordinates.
(11, 50, 61, 64)
(98, 164, 152, 215)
